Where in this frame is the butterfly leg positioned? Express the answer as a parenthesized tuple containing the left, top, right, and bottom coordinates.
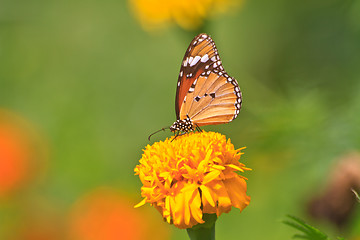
(195, 124, 202, 132)
(171, 131, 180, 142)
(171, 131, 188, 142)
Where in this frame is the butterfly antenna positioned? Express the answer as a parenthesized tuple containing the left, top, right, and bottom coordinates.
(148, 127, 170, 141)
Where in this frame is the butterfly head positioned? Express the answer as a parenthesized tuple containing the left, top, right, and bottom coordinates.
(170, 117, 194, 133)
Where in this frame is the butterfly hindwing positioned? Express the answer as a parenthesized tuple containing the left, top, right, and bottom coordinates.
(175, 33, 224, 119)
(180, 72, 242, 126)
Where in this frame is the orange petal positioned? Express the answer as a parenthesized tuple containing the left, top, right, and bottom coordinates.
(203, 170, 220, 184)
(134, 198, 147, 208)
(200, 185, 215, 207)
(224, 176, 250, 211)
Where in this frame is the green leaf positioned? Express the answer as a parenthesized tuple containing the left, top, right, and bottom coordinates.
(283, 215, 328, 240)
(283, 220, 309, 235)
(293, 233, 312, 239)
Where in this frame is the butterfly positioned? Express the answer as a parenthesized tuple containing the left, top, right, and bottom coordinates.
(149, 33, 242, 140)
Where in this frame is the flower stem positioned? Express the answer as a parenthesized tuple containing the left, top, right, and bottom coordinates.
(186, 214, 217, 240)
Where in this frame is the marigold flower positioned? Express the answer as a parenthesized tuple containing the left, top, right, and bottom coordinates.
(0, 109, 46, 197)
(129, 0, 242, 31)
(69, 187, 170, 240)
(135, 131, 250, 229)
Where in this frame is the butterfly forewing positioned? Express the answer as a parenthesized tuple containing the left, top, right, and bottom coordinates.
(175, 33, 224, 119)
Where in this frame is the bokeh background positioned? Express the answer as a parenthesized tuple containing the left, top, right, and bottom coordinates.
(1, 0, 360, 239)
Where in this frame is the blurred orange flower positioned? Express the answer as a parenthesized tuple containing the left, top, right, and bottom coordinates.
(0, 109, 46, 197)
(11, 200, 65, 240)
(135, 131, 251, 229)
(129, 0, 243, 31)
(68, 188, 170, 240)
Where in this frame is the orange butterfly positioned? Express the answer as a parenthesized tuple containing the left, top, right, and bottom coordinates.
(149, 33, 242, 139)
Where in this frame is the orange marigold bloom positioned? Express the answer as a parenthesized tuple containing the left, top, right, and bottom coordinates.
(0, 109, 46, 197)
(135, 131, 250, 229)
(129, 0, 243, 31)
(69, 188, 170, 240)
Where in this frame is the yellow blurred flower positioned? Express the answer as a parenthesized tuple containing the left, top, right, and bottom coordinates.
(135, 131, 250, 229)
(129, 0, 242, 31)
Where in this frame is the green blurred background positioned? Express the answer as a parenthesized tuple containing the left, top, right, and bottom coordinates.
(1, 0, 360, 239)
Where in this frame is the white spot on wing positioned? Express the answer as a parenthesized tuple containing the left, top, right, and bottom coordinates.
(190, 55, 201, 67)
(188, 56, 193, 66)
(201, 54, 209, 63)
